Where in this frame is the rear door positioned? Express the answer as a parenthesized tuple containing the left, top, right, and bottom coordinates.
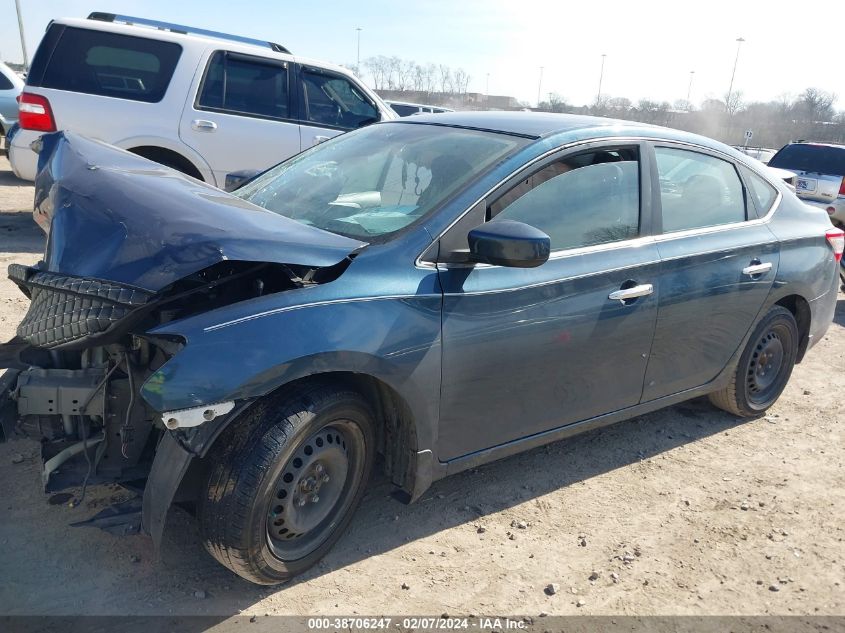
(642, 144, 781, 401)
(296, 65, 381, 150)
(179, 49, 300, 186)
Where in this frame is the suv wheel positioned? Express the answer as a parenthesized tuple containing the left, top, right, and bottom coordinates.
(198, 383, 375, 585)
(709, 306, 798, 417)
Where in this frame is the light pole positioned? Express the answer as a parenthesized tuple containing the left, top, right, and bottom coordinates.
(596, 54, 606, 105)
(14, 0, 29, 71)
(537, 66, 543, 109)
(355, 27, 362, 75)
(686, 70, 695, 108)
(726, 37, 745, 114)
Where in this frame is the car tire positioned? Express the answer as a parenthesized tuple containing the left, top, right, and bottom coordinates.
(198, 383, 375, 585)
(709, 306, 798, 417)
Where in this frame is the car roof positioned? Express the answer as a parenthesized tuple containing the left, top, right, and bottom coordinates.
(791, 141, 845, 149)
(395, 111, 643, 139)
(392, 111, 762, 168)
(52, 16, 362, 81)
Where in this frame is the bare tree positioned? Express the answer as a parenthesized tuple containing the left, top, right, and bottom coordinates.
(724, 89, 745, 116)
(438, 64, 453, 94)
(798, 88, 836, 122)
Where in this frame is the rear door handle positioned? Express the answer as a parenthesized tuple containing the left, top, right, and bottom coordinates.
(742, 262, 772, 276)
(608, 283, 654, 303)
(314, 135, 330, 144)
(191, 119, 218, 132)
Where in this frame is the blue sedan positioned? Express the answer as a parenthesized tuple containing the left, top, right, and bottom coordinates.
(0, 112, 841, 584)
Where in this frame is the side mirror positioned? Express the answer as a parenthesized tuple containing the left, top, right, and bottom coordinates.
(468, 220, 550, 268)
(224, 169, 261, 192)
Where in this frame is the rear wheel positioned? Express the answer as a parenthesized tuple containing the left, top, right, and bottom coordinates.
(198, 384, 375, 585)
(709, 306, 798, 417)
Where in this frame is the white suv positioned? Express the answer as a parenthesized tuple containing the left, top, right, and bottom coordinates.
(10, 12, 395, 186)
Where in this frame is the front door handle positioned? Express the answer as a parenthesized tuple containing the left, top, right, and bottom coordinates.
(191, 119, 218, 132)
(608, 283, 654, 303)
(742, 262, 772, 276)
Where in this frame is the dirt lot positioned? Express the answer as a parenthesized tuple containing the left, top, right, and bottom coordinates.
(0, 154, 843, 618)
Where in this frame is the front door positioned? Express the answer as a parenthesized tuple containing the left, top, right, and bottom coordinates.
(296, 65, 381, 151)
(435, 144, 660, 461)
(179, 50, 300, 186)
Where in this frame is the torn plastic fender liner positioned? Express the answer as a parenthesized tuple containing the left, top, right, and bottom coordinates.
(33, 132, 367, 292)
(143, 400, 254, 548)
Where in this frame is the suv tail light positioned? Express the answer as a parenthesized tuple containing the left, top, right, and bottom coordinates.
(826, 227, 845, 262)
(19, 93, 56, 132)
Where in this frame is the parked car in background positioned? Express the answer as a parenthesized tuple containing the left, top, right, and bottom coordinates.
(3, 122, 19, 157)
(734, 146, 777, 164)
(9, 12, 395, 186)
(0, 61, 24, 137)
(386, 100, 453, 117)
(768, 142, 845, 228)
(1, 113, 841, 585)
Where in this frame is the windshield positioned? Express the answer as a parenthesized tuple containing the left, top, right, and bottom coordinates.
(234, 123, 527, 242)
(768, 143, 845, 175)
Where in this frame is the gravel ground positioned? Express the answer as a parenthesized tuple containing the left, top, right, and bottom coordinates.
(0, 155, 843, 618)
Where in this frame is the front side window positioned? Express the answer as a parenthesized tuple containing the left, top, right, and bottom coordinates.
(656, 147, 747, 232)
(300, 70, 379, 130)
(37, 27, 181, 102)
(489, 148, 640, 251)
(198, 51, 289, 119)
(235, 123, 526, 242)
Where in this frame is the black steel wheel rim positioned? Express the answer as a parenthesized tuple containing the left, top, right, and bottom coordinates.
(745, 324, 789, 406)
(266, 421, 365, 561)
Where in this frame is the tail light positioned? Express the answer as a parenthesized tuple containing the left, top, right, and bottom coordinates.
(839, 178, 845, 196)
(18, 92, 56, 132)
(826, 227, 844, 262)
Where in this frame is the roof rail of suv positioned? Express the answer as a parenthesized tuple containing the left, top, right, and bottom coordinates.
(87, 12, 292, 54)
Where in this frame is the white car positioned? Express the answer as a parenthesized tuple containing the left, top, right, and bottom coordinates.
(10, 12, 396, 186)
(0, 61, 24, 136)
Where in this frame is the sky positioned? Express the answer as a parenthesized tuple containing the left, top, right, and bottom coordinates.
(2, 0, 844, 108)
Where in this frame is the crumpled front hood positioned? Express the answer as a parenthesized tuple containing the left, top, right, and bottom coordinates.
(33, 132, 366, 292)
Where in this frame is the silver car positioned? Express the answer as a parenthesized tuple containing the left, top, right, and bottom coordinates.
(769, 142, 845, 227)
(0, 62, 24, 137)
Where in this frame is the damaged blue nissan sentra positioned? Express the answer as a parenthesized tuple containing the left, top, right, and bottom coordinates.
(0, 112, 842, 584)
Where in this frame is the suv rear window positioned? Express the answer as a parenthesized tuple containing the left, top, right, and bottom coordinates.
(30, 26, 181, 103)
(769, 144, 845, 176)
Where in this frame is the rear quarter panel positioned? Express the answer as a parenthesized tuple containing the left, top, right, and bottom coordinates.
(764, 191, 839, 348)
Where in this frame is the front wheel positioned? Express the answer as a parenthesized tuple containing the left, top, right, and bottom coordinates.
(198, 384, 375, 585)
(709, 306, 798, 417)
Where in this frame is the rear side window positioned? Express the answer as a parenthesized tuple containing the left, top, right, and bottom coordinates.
(0, 72, 13, 90)
(740, 166, 778, 215)
(655, 147, 746, 232)
(34, 27, 181, 102)
(490, 148, 641, 251)
(300, 70, 379, 130)
(198, 51, 290, 119)
(769, 143, 845, 176)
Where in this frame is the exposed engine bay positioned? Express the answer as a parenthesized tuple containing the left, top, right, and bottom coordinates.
(0, 131, 363, 503)
(1, 258, 339, 496)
